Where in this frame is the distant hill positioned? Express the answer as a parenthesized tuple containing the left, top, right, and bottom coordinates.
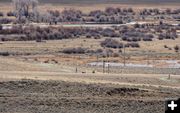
(0, 0, 180, 4)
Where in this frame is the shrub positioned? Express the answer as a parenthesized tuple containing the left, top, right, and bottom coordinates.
(86, 34, 92, 38)
(0, 12, 3, 16)
(1, 38, 5, 41)
(86, 48, 104, 55)
(89, 10, 104, 17)
(0, 18, 13, 24)
(126, 43, 140, 48)
(101, 38, 123, 49)
(122, 31, 148, 42)
(164, 45, 168, 48)
(129, 43, 140, 48)
(95, 49, 103, 53)
(48, 10, 60, 17)
(0, 24, 2, 30)
(86, 49, 95, 54)
(0, 52, 10, 56)
(174, 45, 179, 52)
(112, 52, 119, 57)
(158, 34, 164, 40)
(94, 35, 101, 39)
(134, 23, 140, 28)
(169, 33, 178, 39)
(101, 28, 118, 37)
(126, 37, 141, 42)
(105, 7, 118, 16)
(158, 33, 177, 40)
(132, 37, 141, 42)
(7, 11, 15, 16)
(62, 47, 86, 54)
(36, 38, 42, 42)
(122, 36, 128, 41)
(127, 8, 133, 13)
(61, 9, 83, 22)
(142, 37, 153, 41)
(92, 70, 95, 73)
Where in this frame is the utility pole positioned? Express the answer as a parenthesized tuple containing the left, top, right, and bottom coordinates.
(75, 55, 78, 73)
(107, 52, 110, 74)
(107, 63, 110, 74)
(94, 55, 99, 73)
(147, 52, 149, 65)
(76, 67, 78, 73)
(103, 60, 105, 73)
(153, 52, 156, 74)
(106, 50, 109, 74)
(123, 44, 126, 67)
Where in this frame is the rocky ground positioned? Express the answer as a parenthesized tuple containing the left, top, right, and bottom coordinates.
(0, 80, 180, 113)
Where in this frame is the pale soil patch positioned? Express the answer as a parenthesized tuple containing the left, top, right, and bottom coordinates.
(0, 71, 180, 89)
(0, 56, 77, 72)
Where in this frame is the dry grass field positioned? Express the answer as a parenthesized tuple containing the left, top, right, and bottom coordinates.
(0, 37, 180, 113)
(0, 37, 179, 59)
(0, 55, 180, 113)
(0, 2, 180, 13)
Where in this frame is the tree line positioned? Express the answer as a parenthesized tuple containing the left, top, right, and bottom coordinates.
(0, 0, 180, 24)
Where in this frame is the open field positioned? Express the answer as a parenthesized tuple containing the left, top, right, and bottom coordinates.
(0, 56, 180, 113)
(0, 38, 179, 71)
(0, 58, 180, 113)
(0, 0, 180, 4)
(1, 38, 180, 54)
(0, 40, 179, 113)
(1, 2, 180, 14)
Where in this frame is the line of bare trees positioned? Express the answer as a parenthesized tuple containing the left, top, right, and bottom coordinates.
(12, 0, 39, 22)
(0, 0, 179, 24)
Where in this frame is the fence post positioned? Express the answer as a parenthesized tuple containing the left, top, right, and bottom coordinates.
(103, 60, 105, 73)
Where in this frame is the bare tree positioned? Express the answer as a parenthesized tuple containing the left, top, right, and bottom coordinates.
(13, 0, 39, 21)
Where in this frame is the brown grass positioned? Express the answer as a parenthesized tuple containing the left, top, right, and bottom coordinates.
(1, 3, 180, 14)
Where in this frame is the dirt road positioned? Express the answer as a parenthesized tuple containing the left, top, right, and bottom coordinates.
(0, 71, 180, 89)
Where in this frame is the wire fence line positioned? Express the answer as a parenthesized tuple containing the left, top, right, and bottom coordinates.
(86, 65, 180, 75)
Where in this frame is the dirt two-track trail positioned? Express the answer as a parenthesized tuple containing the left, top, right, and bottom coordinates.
(1, 71, 180, 89)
